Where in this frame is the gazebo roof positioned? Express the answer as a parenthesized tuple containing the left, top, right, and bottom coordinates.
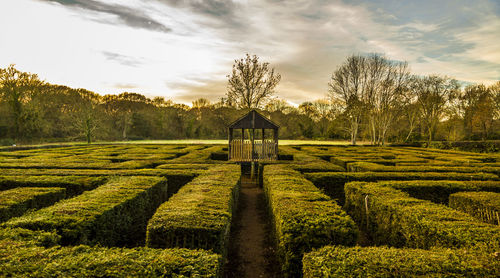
(228, 110, 279, 129)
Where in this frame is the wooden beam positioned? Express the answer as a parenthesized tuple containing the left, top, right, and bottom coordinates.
(228, 128, 233, 160)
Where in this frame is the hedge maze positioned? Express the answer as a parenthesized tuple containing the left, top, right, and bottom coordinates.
(0, 143, 499, 277)
(291, 145, 500, 277)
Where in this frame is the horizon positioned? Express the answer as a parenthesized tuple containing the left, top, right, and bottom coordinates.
(1, 0, 499, 106)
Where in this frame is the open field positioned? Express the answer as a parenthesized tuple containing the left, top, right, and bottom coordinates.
(0, 144, 499, 277)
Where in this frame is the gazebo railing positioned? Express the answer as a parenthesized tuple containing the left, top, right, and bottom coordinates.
(230, 139, 277, 161)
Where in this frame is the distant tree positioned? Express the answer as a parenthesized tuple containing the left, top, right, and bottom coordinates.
(490, 81, 500, 120)
(328, 55, 369, 145)
(74, 89, 102, 143)
(409, 75, 460, 145)
(103, 92, 149, 140)
(0, 65, 44, 140)
(192, 98, 211, 109)
(226, 54, 281, 109)
(265, 98, 293, 113)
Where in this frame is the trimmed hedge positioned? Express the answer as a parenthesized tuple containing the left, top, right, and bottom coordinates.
(167, 145, 225, 164)
(210, 152, 228, 161)
(303, 245, 500, 277)
(0, 168, 203, 178)
(450, 191, 500, 225)
(0, 227, 60, 247)
(344, 182, 500, 250)
(146, 164, 240, 259)
(0, 187, 66, 222)
(4, 176, 168, 247)
(280, 146, 346, 173)
(263, 165, 358, 277)
(0, 244, 220, 277)
(427, 140, 500, 153)
(347, 161, 500, 175)
(305, 171, 499, 205)
(0, 175, 106, 196)
(378, 180, 500, 204)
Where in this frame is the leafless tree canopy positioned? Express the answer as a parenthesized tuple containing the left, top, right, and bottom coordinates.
(227, 54, 281, 109)
(328, 54, 410, 145)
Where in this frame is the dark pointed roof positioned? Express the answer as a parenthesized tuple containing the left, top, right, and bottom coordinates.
(228, 110, 279, 129)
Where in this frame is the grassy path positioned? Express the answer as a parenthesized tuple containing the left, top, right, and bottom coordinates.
(224, 166, 282, 278)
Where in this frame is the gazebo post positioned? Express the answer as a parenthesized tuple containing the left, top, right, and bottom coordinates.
(228, 128, 233, 160)
(241, 128, 244, 160)
(251, 128, 255, 161)
(273, 128, 278, 159)
(262, 128, 265, 159)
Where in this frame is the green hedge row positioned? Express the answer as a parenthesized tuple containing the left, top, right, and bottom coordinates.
(305, 172, 498, 205)
(167, 145, 226, 164)
(344, 182, 500, 250)
(263, 165, 358, 277)
(146, 164, 240, 259)
(0, 168, 203, 178)
(4, 176, 168, 247)
(280, 146, 346, 172)
(347, 161, 500, 176)
(377, 180, 500, 204)
(0, 187, 66, 222)
(450, 191, 500, 225)
(0, 243, 220, 277)
(0, 175, 106, 196)
(0, 227, 61, 247)
(302, 245, 500, 277)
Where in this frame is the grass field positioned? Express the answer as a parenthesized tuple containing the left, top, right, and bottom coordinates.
(0, 143, 499, 277)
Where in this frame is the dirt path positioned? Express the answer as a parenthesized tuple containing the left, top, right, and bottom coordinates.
(224, 171, 282, 278)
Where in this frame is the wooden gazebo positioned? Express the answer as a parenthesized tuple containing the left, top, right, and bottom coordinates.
(228, 110, 279, 162)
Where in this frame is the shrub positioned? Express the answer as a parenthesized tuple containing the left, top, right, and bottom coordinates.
(450, 191, 500, 225)
(303, 245, 500, 277)
(344, 182, 500, 250)
(378, 180, 500, 204)
(347, 161, 500, 176)
(168, 145, 225, 164)
(0, 187, 66, 222)
(0, 227, 60, 247)
(0, 244, 220, 277)
(210, 152, 228, 161)
(263, 165, 358, 277)
(305, 172, 499, 205)
(4, 176, 168, 247)
(146, 164, 240, 260)
(0, 175, 106, 196)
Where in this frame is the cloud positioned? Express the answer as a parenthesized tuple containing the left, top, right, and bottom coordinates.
(101, 51, 144, 67)
(2, 0, 499, 106)
(38, 0, 171, 32)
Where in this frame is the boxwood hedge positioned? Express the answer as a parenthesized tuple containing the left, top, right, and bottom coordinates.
(146, 164, 240, 259)
(0, 243, 220, 278)
(449, 191, 500, 225)
(0, 175, 106, 196)
(263, 164, 358, 277)
(344, 182, 500, 251)
(4, 176, 168, 247)
(302, 245, 500, 277)
(0, 187, 66, 222)
(305, 172, 499, 205)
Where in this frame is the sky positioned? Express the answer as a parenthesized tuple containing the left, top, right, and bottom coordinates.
(0, 0, 499, 106)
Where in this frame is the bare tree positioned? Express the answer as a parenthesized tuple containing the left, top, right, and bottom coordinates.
(410, 75, 460, 145)
(328, 55, 369, 145)
(364, 54, 410, 145)
(227, 54, 281, 109)
(490, 81, 500, 120)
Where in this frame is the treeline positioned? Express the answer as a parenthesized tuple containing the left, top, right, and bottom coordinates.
(0, 62, 499, 145)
